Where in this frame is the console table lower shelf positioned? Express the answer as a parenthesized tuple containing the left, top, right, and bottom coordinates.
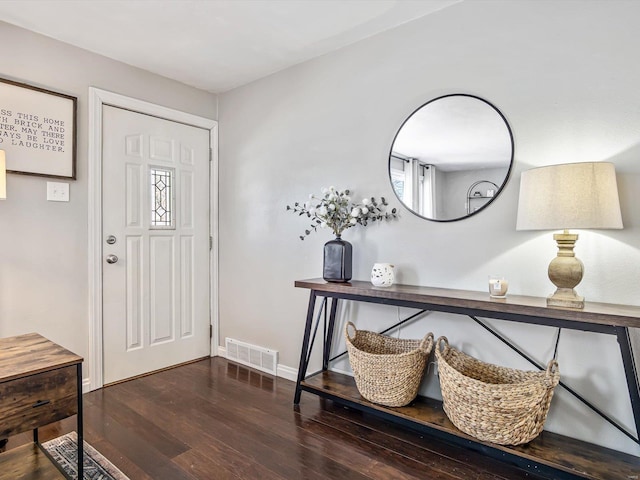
(301, 370, 639, 480)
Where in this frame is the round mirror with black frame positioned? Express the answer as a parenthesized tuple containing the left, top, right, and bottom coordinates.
(389, 94, 514, 222)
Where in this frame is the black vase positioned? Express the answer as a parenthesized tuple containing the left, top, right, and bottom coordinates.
(323, 236, 352, 283)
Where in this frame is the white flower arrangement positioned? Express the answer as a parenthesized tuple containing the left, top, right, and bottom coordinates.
(287, 186, 398, 240)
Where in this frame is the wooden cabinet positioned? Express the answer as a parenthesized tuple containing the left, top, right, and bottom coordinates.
(294, 279, 640, 480)
(0, 333, 83, 479)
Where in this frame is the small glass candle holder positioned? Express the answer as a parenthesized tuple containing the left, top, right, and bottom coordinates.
(488, 275, 508, 298)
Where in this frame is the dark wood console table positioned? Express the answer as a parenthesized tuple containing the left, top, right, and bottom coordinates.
(294, 278, 640, 480)
(0, 333, 83, 479)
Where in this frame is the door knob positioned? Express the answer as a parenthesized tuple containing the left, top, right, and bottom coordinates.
(106, 254, 119, 264)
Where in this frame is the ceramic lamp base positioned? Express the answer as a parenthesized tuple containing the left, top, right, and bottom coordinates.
(547, 231, 585, 309)
(547, 288, 584, 309)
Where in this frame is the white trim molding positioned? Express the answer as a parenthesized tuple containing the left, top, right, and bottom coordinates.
(82, 378, 92, 394)
(276, 364, 298, 382)
(88, 87, 218, 391)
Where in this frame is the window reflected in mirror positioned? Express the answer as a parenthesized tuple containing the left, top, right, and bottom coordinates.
(389, 94, 514, 222)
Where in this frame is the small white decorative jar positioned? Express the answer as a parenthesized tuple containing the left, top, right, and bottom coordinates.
(371, 263, 395, 287)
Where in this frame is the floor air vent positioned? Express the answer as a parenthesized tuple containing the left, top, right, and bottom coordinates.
(225, 338, 278, 376)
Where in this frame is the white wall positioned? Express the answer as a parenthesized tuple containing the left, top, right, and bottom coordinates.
(218, 1, 640, 456)
(0, 22, 217, 386)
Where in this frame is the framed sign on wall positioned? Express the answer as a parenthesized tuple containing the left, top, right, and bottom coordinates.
(0, 78, 77, 179)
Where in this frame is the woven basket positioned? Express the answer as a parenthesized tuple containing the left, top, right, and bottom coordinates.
(435, 336, 560, 445)
(345, 321, 434, 407)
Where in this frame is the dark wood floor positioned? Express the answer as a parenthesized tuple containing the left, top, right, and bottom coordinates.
(4, 357, 548, 479)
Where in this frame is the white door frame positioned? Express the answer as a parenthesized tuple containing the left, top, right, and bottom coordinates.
(88, 87, 218, 391)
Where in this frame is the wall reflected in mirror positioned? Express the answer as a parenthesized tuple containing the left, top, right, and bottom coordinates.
(389, 94, 514, 222)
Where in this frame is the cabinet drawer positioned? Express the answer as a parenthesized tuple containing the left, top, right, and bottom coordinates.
(0, 365, 77, 438)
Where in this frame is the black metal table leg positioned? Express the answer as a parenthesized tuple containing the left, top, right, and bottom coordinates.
(322, 298, 339, 370)
(294, 291, 317, 404)
(76, 363, 84, 479)
(617, 326, 640, 442)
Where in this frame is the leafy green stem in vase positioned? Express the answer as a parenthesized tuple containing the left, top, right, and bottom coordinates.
(287, 186, 398, 240)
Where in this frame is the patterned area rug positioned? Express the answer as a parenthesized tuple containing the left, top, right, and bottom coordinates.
(42, 432, 130, 480)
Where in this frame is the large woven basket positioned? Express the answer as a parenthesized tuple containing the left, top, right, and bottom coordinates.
(345, 321, 434, 407)
(435, 336, 560, 445)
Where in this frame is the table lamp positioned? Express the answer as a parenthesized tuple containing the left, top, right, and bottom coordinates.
(516, 162, 623, 308)
(0, 149, 6, 199)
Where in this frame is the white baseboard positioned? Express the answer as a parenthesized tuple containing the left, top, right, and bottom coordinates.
(276, 364, 298, 382)
(275, 365, 352, 382)
(82, 378, 92, 394)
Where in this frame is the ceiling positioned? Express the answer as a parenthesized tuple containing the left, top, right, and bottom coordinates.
(392, 95, 513, 172)
(0, 0, 460, 93)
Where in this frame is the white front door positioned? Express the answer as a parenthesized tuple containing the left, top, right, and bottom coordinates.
(102, 105, 211, 384)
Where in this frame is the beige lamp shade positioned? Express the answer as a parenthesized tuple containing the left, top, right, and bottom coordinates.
(516, 162, 622, 309)
(516, 162, 623, 231)
(0, 149, 6, 199)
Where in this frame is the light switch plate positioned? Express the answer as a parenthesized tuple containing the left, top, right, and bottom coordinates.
(47, 181, 70, 202)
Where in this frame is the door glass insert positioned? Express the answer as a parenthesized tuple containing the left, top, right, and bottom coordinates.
(150, 167, 175, 229)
